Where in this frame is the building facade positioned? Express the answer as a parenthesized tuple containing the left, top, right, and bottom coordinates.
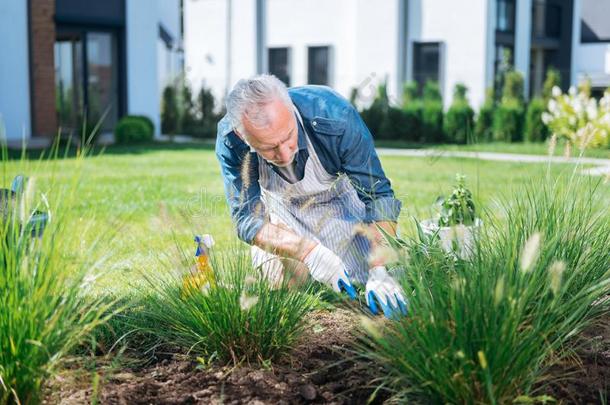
(184, 0, 609, 111)
(0, 0, 183, 142)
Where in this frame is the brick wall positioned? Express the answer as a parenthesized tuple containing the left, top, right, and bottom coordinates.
(29, 0, 57, 137)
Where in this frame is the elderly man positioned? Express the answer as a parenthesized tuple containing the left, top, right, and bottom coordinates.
(215, 74, 406, 318)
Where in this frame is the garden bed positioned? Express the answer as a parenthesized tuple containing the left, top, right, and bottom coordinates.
(46, 309, 609, 404)
(46, 309, 387, 404)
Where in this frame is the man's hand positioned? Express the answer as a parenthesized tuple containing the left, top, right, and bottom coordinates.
(366, 266, 408, 319)
(303, 244, 357, 299)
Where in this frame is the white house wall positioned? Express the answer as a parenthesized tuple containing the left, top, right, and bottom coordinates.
(0, 0, 31, 140)
(409, 0, 490, 108)
(127, 0, 161, 136)
(576, 43, 610, 87)
(354, 0, 400, 108)
(184, 0, 230, 106)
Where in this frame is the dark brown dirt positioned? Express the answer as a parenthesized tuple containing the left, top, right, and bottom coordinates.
(46, 311, 610, 404)
(47, 309, 388, 404)
(539, 315, 610, 405)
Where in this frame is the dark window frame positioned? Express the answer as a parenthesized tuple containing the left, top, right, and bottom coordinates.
(412, 41, 444, 95)
(307, 45, 332, 86)
(267, 47, 291, 86)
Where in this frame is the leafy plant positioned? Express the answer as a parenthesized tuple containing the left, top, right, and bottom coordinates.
(114, 116, 153, 144)
(161, 85, 179, 135)
(525, 97, 548, 142)
(421, 81, 445, 143)
(436, 174, 476, 227)
(445, 83, 475, 144)
(542, 85, 610, 149)
(475, 88, 495, 142)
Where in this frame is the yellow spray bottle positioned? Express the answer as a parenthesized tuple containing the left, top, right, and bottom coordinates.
(183, 234, 216, 294)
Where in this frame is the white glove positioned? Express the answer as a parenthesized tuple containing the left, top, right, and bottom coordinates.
(303, 244, 356, 299)
(366, 266, 408, 319)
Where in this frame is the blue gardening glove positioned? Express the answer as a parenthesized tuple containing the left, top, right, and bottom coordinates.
(366, 266, 408, 319)
(303, 243, 357, 299)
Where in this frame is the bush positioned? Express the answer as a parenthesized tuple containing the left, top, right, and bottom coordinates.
(421, 82, 445, 143)
(493, 70, 525, 142)
(161, 85, 179, 135)
(130, 115, 155, 135)
(114, 116, 154, 144)
(361, 81, 390, 139)
(445, 84, 475, 144)
(474, 89, 495, 142)
(493, 100, 524, 142)
(524, 97, 548, 142)
(379, 107, 407, 140)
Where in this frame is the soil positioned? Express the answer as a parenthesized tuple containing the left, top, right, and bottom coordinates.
(46, 309, 388, 404)
(45, 310, 609, 405)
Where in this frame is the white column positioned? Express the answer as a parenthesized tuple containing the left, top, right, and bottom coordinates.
(514, 0, 532, 97)
(484, 0, 497, 93)
(570, 0, 582, 86)
(126, 0, 161, 136)
(0, 0, 31, 140)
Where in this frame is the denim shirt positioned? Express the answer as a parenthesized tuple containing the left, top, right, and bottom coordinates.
(215, 85, 402, 244)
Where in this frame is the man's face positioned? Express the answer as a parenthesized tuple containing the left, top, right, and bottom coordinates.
(239, 99, 299, 167)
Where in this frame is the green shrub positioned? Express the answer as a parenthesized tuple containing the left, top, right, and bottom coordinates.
(361, 81, 390, 139)
(524, 97, 548, 142)
(400, 81, 423, 142)
(421, 82, 445, 143)
(161, 85, 179, 135)
(444, 84, 475, 144)
(130, 115, 155, 135)
(197, 85, 221, 138)
(542, 67, 561, 100)
(402, 101, 423, 142)
(361, 175, 610, 404)
(180, 83, 198, 135)
(379, 107, 407, 140)
(475, 89, 495, 142)
(114, 116, 153, 144)
(493, 100, 524, 142)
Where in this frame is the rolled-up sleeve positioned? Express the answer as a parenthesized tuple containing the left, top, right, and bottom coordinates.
(215, 135, 267, 244)
(339, 105, 402, 223)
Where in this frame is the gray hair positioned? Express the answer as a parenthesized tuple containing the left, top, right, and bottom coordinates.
(225, 74, 292, 136)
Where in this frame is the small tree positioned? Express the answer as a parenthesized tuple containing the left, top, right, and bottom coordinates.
(181, 82, 198, 135)
(475, 88, 495, 142)
(197, 84, 220, 138)
(421, 81, 444, 143)
(161, 85, 179, 135)
(445, 83, 475, 144)
(526, 68, 561, 142)
(401, 81, 423, 142)
(493, 69, 525, 142)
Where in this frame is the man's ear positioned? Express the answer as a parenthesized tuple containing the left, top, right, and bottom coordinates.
(234, 128, 256, 152)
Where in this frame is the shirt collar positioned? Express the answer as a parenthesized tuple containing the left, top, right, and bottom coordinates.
(296, 112, 307, 151)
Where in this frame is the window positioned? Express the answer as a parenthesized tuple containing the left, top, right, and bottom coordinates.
(268, 47, 291, 86)
(532, 1, 562, 38)
(413, 42, 442, 92)
(497, 0, 516, 32)
(307, 46, 331, 85)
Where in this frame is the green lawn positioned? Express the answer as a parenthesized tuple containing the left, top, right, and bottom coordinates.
(3, 142, 609, 292)
(375, 139, 610, 159)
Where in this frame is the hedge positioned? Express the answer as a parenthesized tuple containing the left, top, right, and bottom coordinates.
(115, 116, 154, 144)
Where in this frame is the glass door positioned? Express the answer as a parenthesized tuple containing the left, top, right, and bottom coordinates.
(54, 34, 84, 133)
(55, 30, 119, 134)
(86, 32, 118, 132)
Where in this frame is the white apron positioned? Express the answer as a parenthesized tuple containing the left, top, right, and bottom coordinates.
(251, 106, 371, 285)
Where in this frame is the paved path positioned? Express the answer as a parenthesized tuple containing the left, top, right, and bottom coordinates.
(376, 148, 610, 177)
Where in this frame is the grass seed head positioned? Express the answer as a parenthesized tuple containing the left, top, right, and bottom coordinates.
(520, 232, 542, 273)
(548, 261, 566, 295)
